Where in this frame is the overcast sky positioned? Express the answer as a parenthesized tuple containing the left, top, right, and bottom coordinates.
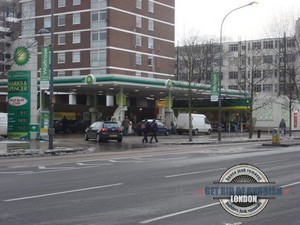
(175, 0, 300, 43)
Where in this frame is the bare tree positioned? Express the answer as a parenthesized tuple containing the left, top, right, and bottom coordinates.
(175, 35, 218, 141)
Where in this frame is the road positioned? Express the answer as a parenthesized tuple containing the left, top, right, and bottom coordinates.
(0, 142, 299, 225)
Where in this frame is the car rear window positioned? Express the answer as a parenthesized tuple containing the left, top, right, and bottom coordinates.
(104, 123, 119, 129)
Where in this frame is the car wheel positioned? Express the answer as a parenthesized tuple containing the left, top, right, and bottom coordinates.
(206, 129, 211, 135)
(177, 131, 182, 135)
(84, 133, 89, 141)
(193, 129, 198, 136)
(165, 130, 169, 136)
(117, 139, 122, 143)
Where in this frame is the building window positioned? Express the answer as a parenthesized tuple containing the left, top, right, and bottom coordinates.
(254, 84, 261, 92)
(229, 71, 238, 79)
(263, 40, 273, 49)
(22, 2, 35, 18)
(148, 19, 154, 31)
(136, 16, 142, 28)
(148, 56, 153, 66)
(58, 53, 66, 64)
(91, 10, 107, 28)
(73, 13, 81, 25)
(91, 0, 107, 8)
(263, 55, 273, 64)
(287, 39, 296, 48)
(228, 85, 238, 90)
(136, 35, 142, 46)
(263, 70, 273, 78)
(252, 70, 261, 79)
(58, 34, 65, 45)
(252, 41, 261, 50)
(91, 30, 107, 41)
(44, 0, 51, 9)
(73, 52, 80, 63)
(229, 44, 238, 52)
(263, 84, 273, 92)
(73, 32, 80, 43)
(136, 53, 142, 65)
(58, 15, 65, 26)
(136, 0, 142, 9)
(148, 37, 154, 49)
(136, 71, 141, 77)
(148, 0, 154, 13)
(148, 73, 153, 78)
(72, 70, 80, 76)
(73, 0, 81, 6)
(44, 17, 51, 27)
(58, 0, 66, 7)
(57, 71, 65, 77)
(91, 50, 106, 67)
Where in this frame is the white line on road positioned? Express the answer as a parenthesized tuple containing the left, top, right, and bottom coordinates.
(38, 166, 75, 170)
(0, 171, 33, 175)
(139, 202, 220, 224)
(76, 162, 112, 166)
(165, 167, 226, 178)
(4, 183, 123, 202)
(281, 181, 300, 188)
(254, 159, 289, 166)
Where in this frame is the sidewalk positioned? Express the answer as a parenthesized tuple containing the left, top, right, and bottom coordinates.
(1, 132, 299, 157)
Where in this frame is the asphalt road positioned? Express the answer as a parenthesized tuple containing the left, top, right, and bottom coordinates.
(0, 142, 299, 225)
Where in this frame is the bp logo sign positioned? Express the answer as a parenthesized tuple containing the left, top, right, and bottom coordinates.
(85, 74, 95, 85)
(14, 46, 30, 66)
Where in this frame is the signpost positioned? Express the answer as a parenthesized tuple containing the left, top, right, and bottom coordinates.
(211, 73, 219, 102)
(7, 71, 31, 139)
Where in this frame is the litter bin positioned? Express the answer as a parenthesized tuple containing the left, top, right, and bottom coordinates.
(272, 128, 280, 144)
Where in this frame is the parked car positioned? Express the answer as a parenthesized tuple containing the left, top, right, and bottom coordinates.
(84, 121, 123, 143)
(133, 119, 170, 136)
(54, 120, 87, 134)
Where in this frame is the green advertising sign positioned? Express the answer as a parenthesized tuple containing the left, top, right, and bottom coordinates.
(40, 45, 50, 90)
(211, 73, 219, 102)
(7, 71, 31, 139)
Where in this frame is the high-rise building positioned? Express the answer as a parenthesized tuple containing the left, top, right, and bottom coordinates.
(20, 0, 174, 79)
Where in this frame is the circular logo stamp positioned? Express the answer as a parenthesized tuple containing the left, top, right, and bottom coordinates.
(218, 164, 269, 218)
(14, 46, 30, 66)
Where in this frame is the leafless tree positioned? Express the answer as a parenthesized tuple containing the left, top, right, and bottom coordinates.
(175, 35, 218, 141)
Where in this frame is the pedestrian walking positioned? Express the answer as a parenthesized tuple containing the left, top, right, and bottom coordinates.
(122, 116, 130, 136)
(142, 119, 149, 143)
(279, 118, 286, 136)
(149, 119, 158, 143)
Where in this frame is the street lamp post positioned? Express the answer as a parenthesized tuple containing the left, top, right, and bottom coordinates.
(218, 2, 257, 142)
(48, 0, 54, 149)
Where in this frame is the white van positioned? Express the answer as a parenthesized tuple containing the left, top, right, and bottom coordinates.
(0, 112, 8, 138)
(176, 113, 212, 135)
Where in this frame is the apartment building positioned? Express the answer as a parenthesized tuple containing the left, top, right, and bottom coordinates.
(19, 0, 174, 79)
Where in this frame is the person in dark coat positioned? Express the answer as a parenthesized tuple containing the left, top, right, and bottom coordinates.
(149, 119, 158, 143)
(279, 118, 286, 136)
(142, 119, 149, 143)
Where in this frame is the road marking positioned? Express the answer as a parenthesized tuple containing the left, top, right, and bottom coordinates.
(4, 183, 123, 202)
(165, 167, 226, 178)
(281, 181, 300, 188)
(38, 166, 75, 170)
(254, 159, 288, 166)
(139, 202, 219, 224)
(0, 171, 33, 175)
(76, 162, 112, 166)
(140, 157, 187, 163)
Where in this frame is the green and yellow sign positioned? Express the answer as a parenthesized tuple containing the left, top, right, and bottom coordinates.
(14, 46, 30, 66)
(7, 71, 31, 139)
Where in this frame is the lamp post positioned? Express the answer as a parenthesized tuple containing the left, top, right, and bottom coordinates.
(48, 0, 54, 149)
(217, 1, 257, 142)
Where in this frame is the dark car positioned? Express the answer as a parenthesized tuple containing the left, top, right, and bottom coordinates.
(84, 121, 123, 143)
(54, 120, 87, 133)
(133, 119, 170, 136)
